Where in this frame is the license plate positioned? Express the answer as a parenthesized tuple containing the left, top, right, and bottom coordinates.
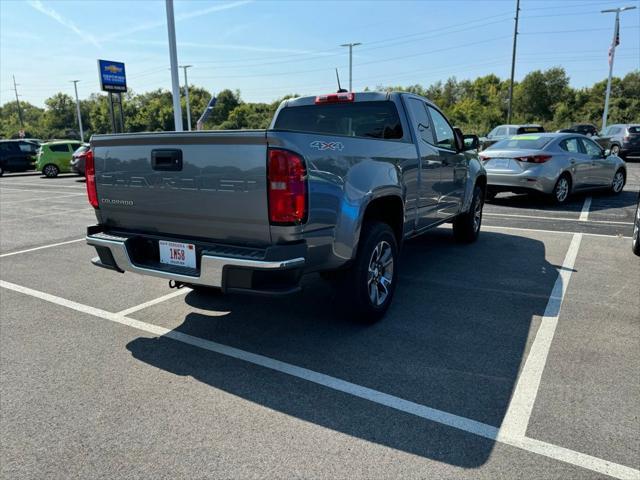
(159, 240, 196, 269)
(488, 158, 512, 169)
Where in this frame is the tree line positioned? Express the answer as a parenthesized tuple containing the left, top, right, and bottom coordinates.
(1, 67, 638, 141)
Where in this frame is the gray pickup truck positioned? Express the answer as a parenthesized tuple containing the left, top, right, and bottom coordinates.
(86, 91, 486, 322)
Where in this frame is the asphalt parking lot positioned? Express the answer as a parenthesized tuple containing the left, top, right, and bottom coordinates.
(1, 167, 639, 479)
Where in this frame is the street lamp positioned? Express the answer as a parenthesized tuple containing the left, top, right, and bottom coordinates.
(600, 5, 637, 131)
(179, 65, 193, 131)
(70, 80, 84, 142)
(340, 42, 361, 92)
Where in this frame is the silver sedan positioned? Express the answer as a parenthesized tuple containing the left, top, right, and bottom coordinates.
(480, 133, 627, 204)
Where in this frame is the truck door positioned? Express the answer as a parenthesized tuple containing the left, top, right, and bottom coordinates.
(404, 97, 441, 229)
(425, 105, 466, 218)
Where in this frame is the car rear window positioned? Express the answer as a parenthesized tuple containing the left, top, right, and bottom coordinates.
(516, 126, 544, 134)
(628, 126, 640, 134)
(73, 145, 89, 155)
(488, 135, 553, 150)
(273, 101, 403, 140)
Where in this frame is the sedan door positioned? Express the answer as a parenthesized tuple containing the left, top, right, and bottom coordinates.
(580, 137, 615, 186)
(558, 137, 590, 189)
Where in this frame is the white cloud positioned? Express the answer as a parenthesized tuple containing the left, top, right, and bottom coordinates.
(27, 0, 100, 47)
(100, 0, 252, 41)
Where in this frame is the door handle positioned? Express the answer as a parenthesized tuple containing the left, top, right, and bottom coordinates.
(151, 149, 183, 171)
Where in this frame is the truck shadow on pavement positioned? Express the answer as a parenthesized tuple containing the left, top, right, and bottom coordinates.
(126, 229, 561, 468)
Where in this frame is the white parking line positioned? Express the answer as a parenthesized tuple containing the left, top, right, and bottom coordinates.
(484, 225, 632, 239)
(0, 186, 83, 194)
(485, 212, 632, 226)
(0, 278, 637, 479)
(1, 192, 85, 205)
(0, 238, 85, 258)
(116, 288, 191, 316)
(0, 207, 93, 223)
(0, 182, 84, 189)
(499, 233, 582, 439)
(579, 196, 592, 221)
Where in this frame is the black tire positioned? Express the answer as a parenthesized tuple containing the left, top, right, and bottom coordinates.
(453, 185, 483, 243)
(0, 165, 4, 177)
(550, 173, 571, 204)
(632, 199, 640, 256)
(338, 221, 398, 323)
(610, 168, 625, 194)
(43, 164, 59, 178)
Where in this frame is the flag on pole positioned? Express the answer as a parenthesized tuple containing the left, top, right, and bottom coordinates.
(608, 16, 620, 65)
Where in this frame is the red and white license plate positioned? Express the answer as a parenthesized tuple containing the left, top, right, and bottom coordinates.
(159, 240, 196, 269)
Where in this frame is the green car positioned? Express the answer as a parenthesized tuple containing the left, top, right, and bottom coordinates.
(36, 140, 83, 178)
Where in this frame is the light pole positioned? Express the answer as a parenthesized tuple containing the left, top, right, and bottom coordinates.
(180, 65, 193, 131)
(165, 0, 183, 131)
(340, 42, 361, 92)
(506, 0, 520, 124)
(601, 6, 636, 131)
(70, 80, 84, 142)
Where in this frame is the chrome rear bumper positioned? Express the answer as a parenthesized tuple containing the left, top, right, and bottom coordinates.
(86, 233, 305, 289)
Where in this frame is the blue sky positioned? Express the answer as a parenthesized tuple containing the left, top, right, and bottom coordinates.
(1, 0, 639, 107)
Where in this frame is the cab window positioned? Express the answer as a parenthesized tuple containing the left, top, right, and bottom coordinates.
(427, 106, 455, 150)
(405, 98, 433, 144)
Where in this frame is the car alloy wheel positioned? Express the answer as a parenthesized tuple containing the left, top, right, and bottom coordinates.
(611, 145, 620, 155)
(43, 165, 59, 178)
(367, 240, 394, 307)
(555, 176, 569, 203)
(612, 170, 625, 193)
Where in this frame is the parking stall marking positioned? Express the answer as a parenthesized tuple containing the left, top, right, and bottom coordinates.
(485, 212, 632, 226)
(0, 238, 84, 258)
(116, 288, 192, 316)
(499, 233, 582, 440)
(0, 182, 84, 190)
(484, 225, 632, 239)
(1, 277, 638, 479)
(579, 196, 592, 221)
(0, 207, 93, 223)
(0, 192, 86, 206)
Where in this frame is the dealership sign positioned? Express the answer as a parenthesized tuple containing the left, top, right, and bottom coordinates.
(97, 59, 127, 93)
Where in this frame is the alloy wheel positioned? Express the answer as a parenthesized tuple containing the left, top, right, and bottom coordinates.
(367, 240, 394, 307)
(612, 171, 625, 193)
(555, 177, 569, 202)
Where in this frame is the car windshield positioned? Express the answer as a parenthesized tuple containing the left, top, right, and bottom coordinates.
(73, 145, 89, 155)
(488, 135, 553, 150)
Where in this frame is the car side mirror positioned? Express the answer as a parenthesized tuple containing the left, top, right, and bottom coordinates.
(453, 127, 465, 152)
(604, 148, 611, 157)
(463, 134, 480, 151)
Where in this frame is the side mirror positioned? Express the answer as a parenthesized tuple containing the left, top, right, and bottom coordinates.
(453, 127, 465, 152)
(463, 134, 480, 151)
(604, 148, 611, 157)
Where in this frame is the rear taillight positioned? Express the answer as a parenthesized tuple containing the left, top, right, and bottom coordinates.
(85, 149, 98, 208)
(315, 92, 355, 104)
(267, 149, 307, 224)
(514, 155, 552, 163)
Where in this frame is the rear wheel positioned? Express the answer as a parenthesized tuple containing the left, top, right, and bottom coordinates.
(43, 164, 59, 178)
(338, 222, 398, 323)
(452, 185, 483, 243)
(611, 144, 620, 156)
(550, 174, 571, 204)
(611, 168, 625, 194)
(632, 199, 640, 256)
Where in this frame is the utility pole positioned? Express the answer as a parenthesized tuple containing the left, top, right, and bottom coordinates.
(506, 0, 520, 124)
(165, 0, 183, 131)
(12, 75, 24, 130)
(70, 80, 84, 142)
(601, 5, 636, 131)
(180, 65, 193, 131)
(340, 42, 361, 92)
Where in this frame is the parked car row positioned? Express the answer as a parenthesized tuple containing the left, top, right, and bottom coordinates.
(0, 138, 89, 177)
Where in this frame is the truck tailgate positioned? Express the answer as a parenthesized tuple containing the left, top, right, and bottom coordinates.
(91, 131, 271, 245)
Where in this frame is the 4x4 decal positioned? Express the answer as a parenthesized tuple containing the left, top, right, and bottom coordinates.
(310, 140, 344, 151)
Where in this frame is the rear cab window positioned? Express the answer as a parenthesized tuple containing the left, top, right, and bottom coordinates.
(489, 135, 553, 150)
(273, 101, 404, 140)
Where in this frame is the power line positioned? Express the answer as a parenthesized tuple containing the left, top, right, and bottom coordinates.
(12, 75, 24, 130)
